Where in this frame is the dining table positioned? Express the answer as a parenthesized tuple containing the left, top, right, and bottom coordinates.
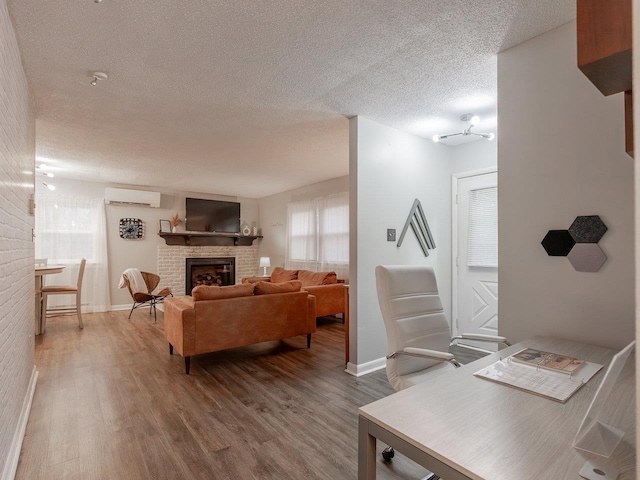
(34, 265, 65, 335)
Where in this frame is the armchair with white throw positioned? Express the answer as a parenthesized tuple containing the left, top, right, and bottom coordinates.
(375, 265, 509, 469)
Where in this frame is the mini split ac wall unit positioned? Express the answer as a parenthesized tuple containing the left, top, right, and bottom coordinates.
(104, 187, 161, 208)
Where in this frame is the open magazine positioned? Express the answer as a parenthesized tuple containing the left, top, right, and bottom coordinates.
(510, 348, 585, 374)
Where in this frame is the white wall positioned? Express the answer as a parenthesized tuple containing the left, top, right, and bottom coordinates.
(450, 138, 497, 175)
(498, 21, 634, 348)
(633, 0, 640, 467)
(349, 116, 454, 367)
(35, 178, 259, 307)
(0, 1, 36, 477)
(258, 176, 349, 271)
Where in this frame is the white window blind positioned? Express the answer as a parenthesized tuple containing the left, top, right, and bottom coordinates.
(467, 187, 498, 267)
(286, 192, 349, 280)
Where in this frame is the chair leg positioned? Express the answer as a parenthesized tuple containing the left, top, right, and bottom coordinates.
(169, 343, 173, 355)
(76, 292, 83, 329)
(153, 300, 157, 322)
(185, 356, 191, 375)
(128, 303, 135, 319)
(42, 293, 48, 333)
(307, 333, 311, 348)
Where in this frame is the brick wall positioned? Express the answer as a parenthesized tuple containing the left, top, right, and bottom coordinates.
(0, 0, 36, 474)
(158, 245, 259, 296)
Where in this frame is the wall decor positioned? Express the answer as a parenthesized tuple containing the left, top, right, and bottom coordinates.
(397, 199, 435, 257)
(159, 220, 171, 233)
(120, 218, 144, 239)
(541, 215, 608, 272)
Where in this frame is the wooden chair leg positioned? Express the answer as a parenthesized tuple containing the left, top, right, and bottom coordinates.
(76, 292, 83, 329)
(42, 293, 48, 333)
(307, 333, 311, 348)
(169, 343, 173, 355)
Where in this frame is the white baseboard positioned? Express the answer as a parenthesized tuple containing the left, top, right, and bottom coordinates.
(345, 357, 386, 377)
(2, 366, 38, 480)
(110, 304, 131, 311)
(111, 304, 165, 312)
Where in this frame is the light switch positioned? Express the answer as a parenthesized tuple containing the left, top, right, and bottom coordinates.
(387, 229, 396, 241)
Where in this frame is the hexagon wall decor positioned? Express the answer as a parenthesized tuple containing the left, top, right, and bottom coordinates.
(568, 215, 607, 243)
(568, 244, 607, 272)
(541, 230, 576, 256)
(541, 215, 608, 272)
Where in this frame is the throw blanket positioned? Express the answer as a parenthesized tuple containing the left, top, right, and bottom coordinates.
(119, 268, 147, 294)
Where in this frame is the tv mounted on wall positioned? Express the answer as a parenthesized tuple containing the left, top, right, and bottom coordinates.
(185, 198, 241, 233)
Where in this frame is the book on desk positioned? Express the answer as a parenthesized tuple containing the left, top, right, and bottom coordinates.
(474, 348, 603, 403)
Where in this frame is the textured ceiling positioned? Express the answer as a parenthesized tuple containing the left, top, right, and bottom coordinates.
(8, 0, 575, 198)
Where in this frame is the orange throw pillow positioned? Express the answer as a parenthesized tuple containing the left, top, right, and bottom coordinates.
(192, 283, 255, 301)
(254, 280, 302, 295)
(298, 270, 338, 287)
(270, 267, 299, 283)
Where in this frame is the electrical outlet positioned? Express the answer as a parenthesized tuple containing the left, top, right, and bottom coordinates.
(387, 229, 396, 241)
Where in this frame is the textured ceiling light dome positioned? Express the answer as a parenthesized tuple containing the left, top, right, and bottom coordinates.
(432, 114, 495, 143)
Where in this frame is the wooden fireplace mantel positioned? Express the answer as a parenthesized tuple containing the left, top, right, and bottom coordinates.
(158, 232, 262, 246)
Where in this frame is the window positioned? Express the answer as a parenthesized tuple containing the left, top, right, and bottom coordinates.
(467, 186, 498, 267)
(286, 192, 349, 280)
(35, 193, 110, 312)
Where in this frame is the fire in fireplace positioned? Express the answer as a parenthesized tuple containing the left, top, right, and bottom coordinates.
(185, 257, 235, 294)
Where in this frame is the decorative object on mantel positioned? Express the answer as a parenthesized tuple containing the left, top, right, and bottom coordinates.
(259, 256, 271, 276)
(170, 213, 183, 233)
(541, 215, 608, 272)
(397, 198, 436, 257)
(241, 220, 251, 236)
(159, 220, 171, 233)
(252, 221, 258, 236)
(119, 218, 144, 239)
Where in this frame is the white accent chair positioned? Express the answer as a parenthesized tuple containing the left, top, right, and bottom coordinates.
(375, 265, 509, 470)
(41, 259, 86, 331)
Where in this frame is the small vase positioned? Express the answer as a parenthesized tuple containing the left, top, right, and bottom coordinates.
(171, 226, 177, 233)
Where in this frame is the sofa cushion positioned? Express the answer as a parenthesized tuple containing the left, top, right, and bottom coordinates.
(298, 270, 338, 287)
(254, 280, 302, 295)
(270, 267, 299, 283)
(192, 283, 255, 301)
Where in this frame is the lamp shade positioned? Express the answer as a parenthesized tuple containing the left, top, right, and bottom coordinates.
(259, 257, 271, 268)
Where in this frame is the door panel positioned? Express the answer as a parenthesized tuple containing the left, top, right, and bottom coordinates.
(455, 172, 498, 351)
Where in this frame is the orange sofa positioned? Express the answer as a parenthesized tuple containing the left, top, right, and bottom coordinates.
(164, 282, 316, 374)
(243, 267, 349, 321)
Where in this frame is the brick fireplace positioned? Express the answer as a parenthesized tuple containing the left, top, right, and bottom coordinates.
(158, 245, 259, 297)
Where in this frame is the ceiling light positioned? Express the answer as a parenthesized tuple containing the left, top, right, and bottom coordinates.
(94, 0, 103, 3)
(42, 182, 56, 191)
(432, 114, 495, 143)
(90, 71, 108, 86)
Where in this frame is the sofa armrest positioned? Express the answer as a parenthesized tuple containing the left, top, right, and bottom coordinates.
(242, 276, 272, 284)
(163, 296, 196, 357)
(302, 284, 348, 318)
(307, 294, 317, 331)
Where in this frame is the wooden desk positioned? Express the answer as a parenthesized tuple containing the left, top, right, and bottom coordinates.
(35, 265, 64, 335)
(358, 337, 635, 480)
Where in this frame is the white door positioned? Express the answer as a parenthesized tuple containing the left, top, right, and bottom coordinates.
(453, 171, 498, 351)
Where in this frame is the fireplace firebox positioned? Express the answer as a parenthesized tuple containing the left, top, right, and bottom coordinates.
(185, 257, 235, 295)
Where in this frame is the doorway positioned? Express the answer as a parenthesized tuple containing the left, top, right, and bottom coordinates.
(452, 169, 498, 351)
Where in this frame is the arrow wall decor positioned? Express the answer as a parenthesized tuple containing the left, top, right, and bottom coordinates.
(397, 199, 435, 256)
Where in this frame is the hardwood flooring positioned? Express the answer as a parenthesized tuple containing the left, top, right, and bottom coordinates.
(17, 312, 485, 480)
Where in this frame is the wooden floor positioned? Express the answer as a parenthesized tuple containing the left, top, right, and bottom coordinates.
(17, 311, 485, 480)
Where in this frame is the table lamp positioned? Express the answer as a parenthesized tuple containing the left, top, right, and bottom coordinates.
(259, 257, 271, 276)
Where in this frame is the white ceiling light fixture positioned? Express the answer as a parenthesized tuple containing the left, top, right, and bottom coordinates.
(90, 71, 108, 86)
(432, 114, 495, 143)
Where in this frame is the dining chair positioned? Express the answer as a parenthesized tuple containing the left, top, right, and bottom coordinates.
(41, 258, 86, 331)
(375, 264, 509, 469)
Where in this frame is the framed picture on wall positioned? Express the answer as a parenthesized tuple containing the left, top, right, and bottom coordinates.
(159, 220, 171, 233)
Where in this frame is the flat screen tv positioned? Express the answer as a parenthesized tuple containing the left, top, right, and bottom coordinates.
(185, 198, 241, 233)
